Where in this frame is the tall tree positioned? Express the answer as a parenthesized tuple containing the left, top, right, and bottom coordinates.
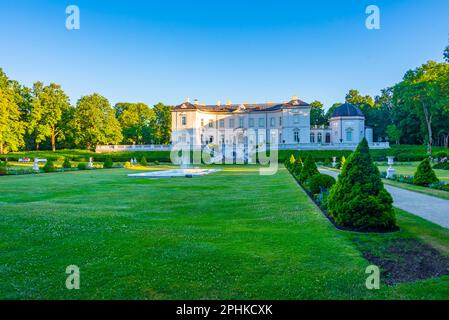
(72, 94, 123, 150)
(0, 69, 25, 154)
(153, 103, 172, 144)
(393, 61, 449, 154)
(309, 100, 327, 126)
(29, 83, 70, 151)
(444, 37, 449, 63)
(115, 102, 156, 144)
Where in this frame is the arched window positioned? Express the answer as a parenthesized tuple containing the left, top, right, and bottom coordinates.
(310, 132, 315, 143)
(317, 133, 322, 143)
(294, 130, 300, 143)
(325, 133, 331, 144)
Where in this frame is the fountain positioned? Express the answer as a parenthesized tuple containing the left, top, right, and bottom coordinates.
(127, 152, 221, 179)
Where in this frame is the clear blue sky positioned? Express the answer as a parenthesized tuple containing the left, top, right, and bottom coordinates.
(1, 0, 448, 109)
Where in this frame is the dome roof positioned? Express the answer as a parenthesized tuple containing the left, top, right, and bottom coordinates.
(331, 103, 364, 118)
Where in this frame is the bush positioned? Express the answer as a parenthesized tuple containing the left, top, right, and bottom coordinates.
(434, 162, 449, 170)
(62, 158, 72, 169)
(436, 151, 448, 161)
(43, 160, 56, 173)
(291, 156, 303, 177)
(327, 138, 396, 231)
(0, 161, 7, 175)
(154, 160, 160, 165)
(413, 159, 439, 186)
(77, 163, 88, 170)
(103, 156, 114, 169)
(299, 155, 319, 183)
(140, 156, 148, 166)
(306, 174, 336, 195)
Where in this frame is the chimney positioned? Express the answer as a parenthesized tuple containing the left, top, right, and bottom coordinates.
(226, 100, 232, 106)
(292, 95, 298, 100)
(185, 97, 190, 103)
(194, 99, 199, 105)
(217, 101, 221, 106)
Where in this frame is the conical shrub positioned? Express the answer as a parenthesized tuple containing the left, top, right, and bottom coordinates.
(413, 158, 439, 186)
(327, 138, 396, 231)
(292, 156, 303, 177)
(299, 155, 319, 183)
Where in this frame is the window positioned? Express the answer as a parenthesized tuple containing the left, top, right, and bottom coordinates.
(270, 117, 275, 127)
(209, 136, 214, 143)
(229, 119, 235, 128)
(317, 133, 322, 143)
(249, 118, 255, 127)
(181, 116, 187, 126)
(293, 115, 299, 124)
(258, 118, 265, 128)
(294, 130, 300, 143)
(200, 119, 204, 127)
(279, 117, 282, 126)
(208, 119, 214, 128)
(239, 117, 244, 127)
(220, 134, 225, 144)
(310, 132, 315, 143)
(346, 129, 353, 141)
(219, 119, 224, 128)
(325, 133, 331, 144)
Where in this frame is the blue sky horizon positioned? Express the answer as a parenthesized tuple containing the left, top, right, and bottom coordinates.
(1, 0, 448, 110)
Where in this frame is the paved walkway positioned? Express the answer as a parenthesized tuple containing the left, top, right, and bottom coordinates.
(319, 168, 449, 229)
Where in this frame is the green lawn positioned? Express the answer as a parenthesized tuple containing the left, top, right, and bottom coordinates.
(1, 166, 448, 299)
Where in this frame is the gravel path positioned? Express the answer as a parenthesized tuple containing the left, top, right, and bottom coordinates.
(319, 168, 449, 229)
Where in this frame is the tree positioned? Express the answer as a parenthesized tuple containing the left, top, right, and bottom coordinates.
(153, 103, 172, 144)
(72, 94, 123, 150)
(299, 155, 319, 183)
(324, 103, 342, 123)
(0, 69, 25, 154)
(292, 155, 303, 177)
(386, 125, 401, 145)
(413, 159, 439, 186)
(393, 61, 449, 154)
(444, 37, 449, 63)
(115, 102, 156, 144)
(309, 101, 327, 126)
(327, 138, 396, 231)
(29, 82, 70, 151)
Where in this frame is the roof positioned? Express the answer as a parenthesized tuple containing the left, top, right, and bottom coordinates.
(331, 103, 364, 118)
(173, 98, 310, 113)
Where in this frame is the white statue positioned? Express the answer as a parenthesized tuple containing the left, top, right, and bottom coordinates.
(88, 157, 93, 169)
(33, 158, 39, 172)
(332, 157, 337, 168)
(386, 156, 396, 179)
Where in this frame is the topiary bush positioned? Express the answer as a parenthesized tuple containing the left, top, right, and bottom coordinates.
(77, 162, 88, 170)
(43, 160, 56, 173)
(306, 173, 336, 195)
(327, 138, 396, 231)
(299, 155, 319, 183)
(292, 156, 303, 177)
(140, 156, 148, 166)
(103, 156, 113, 169)
(434, 162, 449, 170)
(62, 158, 72, 169)
(413, 158, 439, 186)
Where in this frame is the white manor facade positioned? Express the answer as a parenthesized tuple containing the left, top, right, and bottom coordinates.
(171, 96, 388, 150)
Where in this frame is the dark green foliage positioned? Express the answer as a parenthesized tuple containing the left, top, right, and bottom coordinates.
(62, 158, 72, 169)
(434, 162, 449, 170)
(140, 156, 148, 166)
(306, 174, 336, 195)
(299, 155, 319, 183)
(292, 156, 303, 177)
(328, 139, 396, 231)
(154, 160, 160, 165)
(414, 159, 439, 186)
(77, 162, 88, 170)
(0, 161, 7, 175)
(103, 156, 113, 169)
(436, 152, 448, 160)
(43, 160, 56, 173)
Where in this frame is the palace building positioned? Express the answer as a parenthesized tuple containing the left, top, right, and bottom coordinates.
(171, 96, 387, 150)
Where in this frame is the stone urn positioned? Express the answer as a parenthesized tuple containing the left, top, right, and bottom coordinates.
(386, 156, 396, 179)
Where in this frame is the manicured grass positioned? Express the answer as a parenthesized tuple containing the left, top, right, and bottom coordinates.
(1, 166, 448, 299)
